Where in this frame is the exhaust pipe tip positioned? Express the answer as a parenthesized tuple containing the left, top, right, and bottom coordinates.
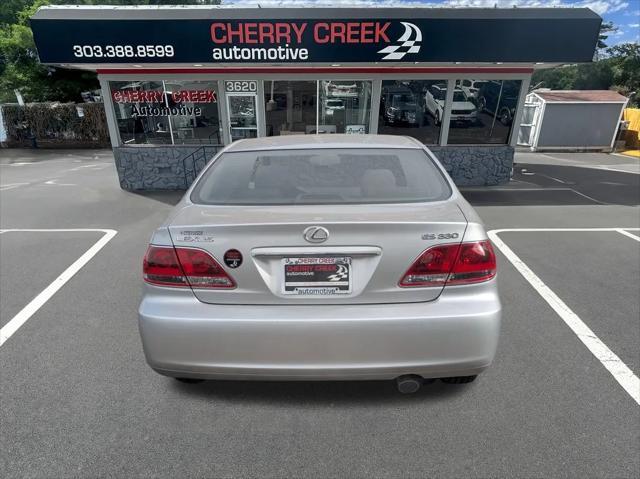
(396, 375, 423, 394)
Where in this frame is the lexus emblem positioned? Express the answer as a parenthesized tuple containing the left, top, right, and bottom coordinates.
(303, 226, 329, 243)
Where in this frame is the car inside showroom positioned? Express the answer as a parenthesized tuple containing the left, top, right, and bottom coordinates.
(29, 5, 602, 190)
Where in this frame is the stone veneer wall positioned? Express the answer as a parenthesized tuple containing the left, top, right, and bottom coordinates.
(113, 144, 513, 190)
(429, 145, 514, 186)
(114, 145, 221, 190)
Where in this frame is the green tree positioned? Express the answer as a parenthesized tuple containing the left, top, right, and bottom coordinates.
(572, 61, 614, 90)
(596, 21, 618, 51)
(607, 43, 640, 104)
(0, 0, 99, 103)
(531, 41, 639, 106)
(0, 1, 33, 25)
(1, 0, 220, 103)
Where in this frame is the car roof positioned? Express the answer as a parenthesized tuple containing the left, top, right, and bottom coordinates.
(224, 134, 424, 152)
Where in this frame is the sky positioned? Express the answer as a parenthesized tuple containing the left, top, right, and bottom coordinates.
(222, 0, 640, 45)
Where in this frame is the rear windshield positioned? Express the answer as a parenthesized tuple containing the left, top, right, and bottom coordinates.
(191, 148, 451, 205)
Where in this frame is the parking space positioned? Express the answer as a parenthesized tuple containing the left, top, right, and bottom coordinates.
(0, 231, 104, 328)
(490, 228, 640, 403)
(0, 229, 117, 348)
(0, 149, 639, 478)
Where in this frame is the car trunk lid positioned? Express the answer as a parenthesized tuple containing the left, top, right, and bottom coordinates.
(168, 201, 467, 305)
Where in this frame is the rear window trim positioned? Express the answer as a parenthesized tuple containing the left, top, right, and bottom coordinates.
(190, 147, 453, 206)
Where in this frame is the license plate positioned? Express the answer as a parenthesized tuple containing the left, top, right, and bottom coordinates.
(282, 257, 352, 295)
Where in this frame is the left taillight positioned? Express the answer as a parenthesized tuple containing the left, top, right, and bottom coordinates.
(143, 246, 235, 289)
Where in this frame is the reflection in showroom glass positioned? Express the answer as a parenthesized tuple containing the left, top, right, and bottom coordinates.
(265, 81, 317, 136)
(318, 81, 371, 134)
(109, 80, 221, 145)
(447, 79, 522, 145)
(379, 80, 445, 145)
(265, 80, 372, 136)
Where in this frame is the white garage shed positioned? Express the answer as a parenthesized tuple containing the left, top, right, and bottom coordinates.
(518, 90, 628, 151)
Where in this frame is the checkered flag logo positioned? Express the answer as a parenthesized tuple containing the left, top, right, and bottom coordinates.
(377, 22, 422, 61)
(327, 264, 349, 282)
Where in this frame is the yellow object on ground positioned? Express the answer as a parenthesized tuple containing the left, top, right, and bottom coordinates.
(622, 108, 640, 152)
(620, 149, 639, 158)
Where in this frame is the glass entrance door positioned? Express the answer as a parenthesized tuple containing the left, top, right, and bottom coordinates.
(226, 93, 259, 142)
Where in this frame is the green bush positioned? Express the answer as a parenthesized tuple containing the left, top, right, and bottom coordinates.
(1, 102, 110, 147)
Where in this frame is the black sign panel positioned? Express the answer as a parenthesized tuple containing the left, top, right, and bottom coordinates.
(30, 14, 601, 65)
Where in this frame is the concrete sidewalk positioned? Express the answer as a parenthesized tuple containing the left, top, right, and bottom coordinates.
(514, 150, 639, 174)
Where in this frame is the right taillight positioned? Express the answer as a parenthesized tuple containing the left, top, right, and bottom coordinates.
(447, 240, 497, 285)
(399, 240, 496, 288)
(143, 246, 235, 289)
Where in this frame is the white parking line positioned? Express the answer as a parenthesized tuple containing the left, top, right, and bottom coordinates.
(0, 229, 117, 347)
(43, 179, 77, 186)
(617, 229, 640, 242)
(488, 228, 640, 406)
(464, 187, 607, 204)
(68, 164, 103, 171)
(591, 165, 640, 175)
(0, 183, 29, 191)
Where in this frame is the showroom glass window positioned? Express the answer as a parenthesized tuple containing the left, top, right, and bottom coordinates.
(446, 79, 522, 144)
(264, 81, 317, 136)
(265, 80, 372, 136)
(164, 80, 222, 145)
(109, 80, 222, 145)
(378, 80, 446, 144)
(318, 81, 372, 134)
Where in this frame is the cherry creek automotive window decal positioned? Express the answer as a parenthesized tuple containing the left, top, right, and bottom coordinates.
(30, 14, 601, 65)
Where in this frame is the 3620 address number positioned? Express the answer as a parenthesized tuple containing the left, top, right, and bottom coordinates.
(72, 45, 175, 58)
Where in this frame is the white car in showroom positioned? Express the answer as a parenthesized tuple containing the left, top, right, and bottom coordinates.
(139, 135, 501, 393)
(425, 84, 478, 125)
(459, 79, 487, 100)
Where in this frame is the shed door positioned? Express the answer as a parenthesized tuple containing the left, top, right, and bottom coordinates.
(518, 102, 540, 146)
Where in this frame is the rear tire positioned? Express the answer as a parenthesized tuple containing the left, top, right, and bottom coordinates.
(175, 377, 205, 384)
(499, 108, 512, 125)
(441, 375, 477, 384)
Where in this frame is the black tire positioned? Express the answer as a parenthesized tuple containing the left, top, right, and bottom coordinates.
(175, 377, 205, 384)
(499, 108, 512, 126)
(441, 375, 477, 384)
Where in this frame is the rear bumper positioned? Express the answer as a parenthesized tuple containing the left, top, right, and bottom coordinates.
(138, 280, 501, 380)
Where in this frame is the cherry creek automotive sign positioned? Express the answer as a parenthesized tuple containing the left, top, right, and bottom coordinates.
(112, 89, 217, 117)
(30, 14, 602, 65)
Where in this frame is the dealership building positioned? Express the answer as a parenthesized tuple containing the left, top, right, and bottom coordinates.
(30, 6, 601, 190)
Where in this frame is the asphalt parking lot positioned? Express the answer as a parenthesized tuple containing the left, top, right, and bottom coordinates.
(1, 148, 638, 478)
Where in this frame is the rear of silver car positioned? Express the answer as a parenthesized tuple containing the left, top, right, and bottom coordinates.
(138, 136, 501, 390)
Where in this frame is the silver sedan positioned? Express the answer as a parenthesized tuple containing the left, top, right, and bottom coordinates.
(138, 135, 501, 393)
